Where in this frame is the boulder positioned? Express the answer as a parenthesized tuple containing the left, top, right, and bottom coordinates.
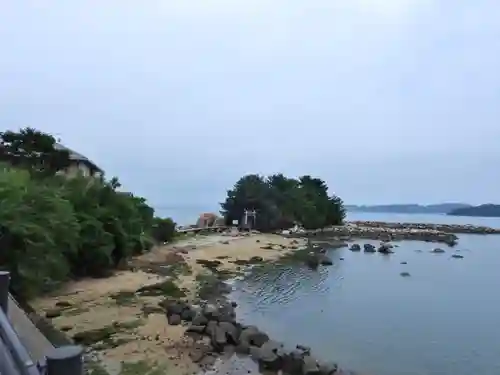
(205, 320, 218, 337)
(203, 304, 220, 321)
(305, 254, 320, 269)
(164, 301, 184, 316)
(189, 343, 213, 363)
(192, 312, 209, 326)
(318, 254, 333, 266)
(45, 308, 62, 319)
(239, 326, 269, 347)
(186, 325, 206, 334)
(302, 355, 321, 375)
(218, 321, 240, 344)
(235, 340, 251, 354)
(282, 350, 305, 375)
(349, 244, 361, 251)
(256, 340, 285, 371)
(319, 361, 339, 375)
(211, 324, 228, 351)
(181, 307, 196, 321)
(431, 248, 445, 253)
(378, 243, 393, 254)
(217, 303, 237, 323)
(168, 314, 181, 325)
(363, 243, 376, 253)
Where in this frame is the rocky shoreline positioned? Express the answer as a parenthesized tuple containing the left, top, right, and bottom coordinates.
(156, 239, 354, 375)
(291, 223, 459, 246)
(34, 234, 356, 375)
(163, 297, 355, 375)
(348, 220, 500, 234)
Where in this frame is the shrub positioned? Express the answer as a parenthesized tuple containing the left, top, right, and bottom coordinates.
(152, 217, 176, 243)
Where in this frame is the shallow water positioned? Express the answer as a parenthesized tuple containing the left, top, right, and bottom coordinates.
(229, 214, 500, 375)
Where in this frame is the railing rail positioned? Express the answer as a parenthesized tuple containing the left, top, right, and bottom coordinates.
(0, 271, 84, 375)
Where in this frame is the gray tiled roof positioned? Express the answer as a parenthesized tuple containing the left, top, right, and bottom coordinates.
(54, 143, 103, 172)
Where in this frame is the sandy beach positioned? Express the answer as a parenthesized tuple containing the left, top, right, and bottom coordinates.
(31, 232, 306, 375)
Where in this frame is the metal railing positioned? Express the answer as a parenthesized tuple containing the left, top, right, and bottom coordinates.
(0, 271, 84, 375)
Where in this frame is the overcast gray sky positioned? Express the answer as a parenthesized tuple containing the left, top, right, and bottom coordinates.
(1, 1, 499, 214)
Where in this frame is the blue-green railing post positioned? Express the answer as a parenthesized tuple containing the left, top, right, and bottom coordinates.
(46, 345, 84, 375)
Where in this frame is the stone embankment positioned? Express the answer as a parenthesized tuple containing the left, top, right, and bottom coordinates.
(349, 221, 500, 234)
(291, 224, 458, 246)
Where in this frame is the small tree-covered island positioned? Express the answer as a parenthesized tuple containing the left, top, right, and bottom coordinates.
(221, 174, 346, 231)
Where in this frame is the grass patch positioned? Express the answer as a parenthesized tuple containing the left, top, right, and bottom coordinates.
(277, 246, 312, 263)
(87, 360, 110, 375)
(72, 319, 144, 346)
(164, 261, 192, 278)
(63, 305, 91, 316)
(110, 291, 138, 306)
(136, 280, 186, 298)
(195, 272, 232, 300)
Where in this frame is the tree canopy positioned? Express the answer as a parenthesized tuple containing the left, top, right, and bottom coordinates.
(220, 174, 345, 231)
(0, 127, 176, 298)
(0, 127, 71, 176)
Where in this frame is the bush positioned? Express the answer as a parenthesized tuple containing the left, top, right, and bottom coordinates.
(0, 165, 79, 296)
(0, 128, 178, 298)
(152, 217, 176, 243)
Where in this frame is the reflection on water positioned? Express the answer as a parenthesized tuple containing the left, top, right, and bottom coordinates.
(230, 235, 500, 375)
(236, 264, 331, 311)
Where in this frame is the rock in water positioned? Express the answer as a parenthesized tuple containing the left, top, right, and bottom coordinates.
(378, 243, 394, 254)
(349, 244, 361, 251)
(318, 254, 333, 266)
(363, 243, 376, 253)
(431, 248, 445, 253)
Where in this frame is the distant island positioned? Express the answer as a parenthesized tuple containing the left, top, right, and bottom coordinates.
(447, 204, 500, 217)
(346, 203, 472, 214)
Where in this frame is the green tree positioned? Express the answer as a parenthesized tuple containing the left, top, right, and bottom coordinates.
(0, 128, 176, 298)
(221, 173, 345, 232)
(0, 165, 79, 296)
(152, 217, 176, 243)
(0, 127, 71, 176)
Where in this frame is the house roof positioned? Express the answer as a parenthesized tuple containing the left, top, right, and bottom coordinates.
(54, 143, 103, 172)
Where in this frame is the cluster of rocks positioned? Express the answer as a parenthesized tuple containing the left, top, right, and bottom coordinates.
(289, 224, 458, 246)
(349, 220, 500, 235)
(164, 299, 351, 375)
(349, 243, 394, 254)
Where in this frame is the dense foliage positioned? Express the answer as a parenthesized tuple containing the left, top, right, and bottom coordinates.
(221, 174, 345, 231)
(0, 128, 176, 298)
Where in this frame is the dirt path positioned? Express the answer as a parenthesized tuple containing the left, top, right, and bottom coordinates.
(31, 233, 306, 375)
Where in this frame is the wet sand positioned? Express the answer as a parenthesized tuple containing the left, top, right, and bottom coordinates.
(31, 233, 306, 375)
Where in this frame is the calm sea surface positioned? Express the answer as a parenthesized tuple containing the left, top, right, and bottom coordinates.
(229, 213, 500, 375)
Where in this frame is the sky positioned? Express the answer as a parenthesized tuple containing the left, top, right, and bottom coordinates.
(1, 0, 500, 218)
